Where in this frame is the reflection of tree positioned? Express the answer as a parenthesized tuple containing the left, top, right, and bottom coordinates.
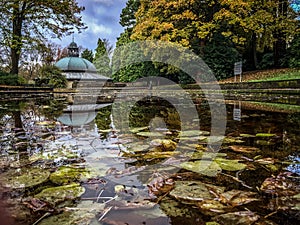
(95, 105, 112, 131)
(129, 98, 181, 130)
(39, 98, 66, 120)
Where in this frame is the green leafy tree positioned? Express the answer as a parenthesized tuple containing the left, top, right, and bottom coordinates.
(113, 0, 162, 82)
(203, 34, 240, 80)
(37, 65, 67, 88)
(94, 38, 112, 77)
(0, 0, 86, 76)
(286, 33, 300, 68)
(81, 49, 94, 62)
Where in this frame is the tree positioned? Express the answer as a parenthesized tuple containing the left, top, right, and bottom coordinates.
(211, 0, 298, 69)
(37, 65, 67, 88)
(94, 38, 112, 77)
(112, 0, 161, 82)
(0, 0, 86, 75)
(120, 0, 141, 31)
(81, 49, 94, 62)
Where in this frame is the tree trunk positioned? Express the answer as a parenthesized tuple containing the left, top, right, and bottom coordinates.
(10, 3, 25, 75)
(273, 0, 288, 68)
(252, 34, 258, 69)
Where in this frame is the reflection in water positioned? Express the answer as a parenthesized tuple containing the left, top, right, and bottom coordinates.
(0, 97, 299, 225)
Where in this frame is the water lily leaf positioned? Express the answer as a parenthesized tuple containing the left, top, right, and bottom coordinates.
(206, 222, 221, 225)
(223, 137, 245, 144)
(38, 210, 95, 225)
(180, 160, 222, 177)
(260, 172, 299, 196)
(215, 158, 247, 171)
(169, 181, 225, 204)
(160, 197, 194, 218)
(179, 130, 210, 137)
(239, 134, 256, 138)
(213, 211, 260, 225)
(198, 200, 231, 216)
(229, 145, 260, 154)
(35, 183, 85, 207)
(50, 166, 91, 185)
(150, 139, 177, 151)
(0, 167, 50, 189)
(256, 133, 276, 138)
(136, 131, 165, 137)
(219, 190, 259, 206)
(130, 126, 149, 133)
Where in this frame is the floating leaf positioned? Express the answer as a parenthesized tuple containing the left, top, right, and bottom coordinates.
(0, 167, 50, 189)
(169, 181, 225, 204)
(213, 211, 260, 225)
(130, 126, 149, 133)
(219, 190, 259, 206)
(229, 145, 260, 154)
(150, 139, 177, 151)
(35, 183, 85, 207)
(180, 160, 222, 177)
(239, 134, 256, 138)
(215, 158, 247, 171)
(50, 166, 91, 185)
(198, 200, 231, 216)
(256, 133, 276, 138)
(136, 131, 165, 137)
(179, 130, 210, 137)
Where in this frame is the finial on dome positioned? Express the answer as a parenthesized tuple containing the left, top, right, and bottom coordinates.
(68, 36, 79, 57)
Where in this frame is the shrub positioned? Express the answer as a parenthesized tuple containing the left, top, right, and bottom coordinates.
(0, 71, 26, 86)
(37, 65, 67, 88)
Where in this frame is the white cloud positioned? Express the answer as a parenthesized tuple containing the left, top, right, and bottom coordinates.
(88, 23, 112, 35)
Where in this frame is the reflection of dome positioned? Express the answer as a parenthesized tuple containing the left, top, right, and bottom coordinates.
(55, 57, 97, 72)
(58, 112, 97, 126)
(57, 104, 111, 126)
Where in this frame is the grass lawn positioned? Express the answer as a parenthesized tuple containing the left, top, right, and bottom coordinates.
(221, 68, 300, 83)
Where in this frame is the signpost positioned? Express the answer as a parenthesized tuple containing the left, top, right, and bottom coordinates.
(233, 101, 241, 121)
(234, 61, 242, 82)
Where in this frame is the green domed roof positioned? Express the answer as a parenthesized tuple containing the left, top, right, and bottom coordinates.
(55, 57, 97, 72)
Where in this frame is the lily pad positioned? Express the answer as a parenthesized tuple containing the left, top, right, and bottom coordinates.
(213, 211, 260, 225)
(136, 131, 165, 137)
(160, 197, 194, 218)
(50, 166, 91, 185)
(180, 160, 222, 177)
(215, 158, 247, 171)
(256, 133, 276, 138)
(198, 200, 231, 216)
(130, 126, 149, 133)
(239, 134, 256, 138)
(35, 183, 85, 207)
(0, 167, 50, 189)
(38, 210, 95, 225)
(179, 130, 210, 137)
(229, 145, 260, 154)
(169, 181, 225, 204)
(219, 190, 259, 206)
(150, 139, 177, 151)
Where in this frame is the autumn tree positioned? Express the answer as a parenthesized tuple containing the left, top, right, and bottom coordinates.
(211, 0, 298, 69)
(0, 0, 86, 76)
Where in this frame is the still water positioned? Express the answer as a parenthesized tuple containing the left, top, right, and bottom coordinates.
(0, 96, 299, 225)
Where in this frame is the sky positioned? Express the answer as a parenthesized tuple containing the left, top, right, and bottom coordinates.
(55, 0, 127, 52)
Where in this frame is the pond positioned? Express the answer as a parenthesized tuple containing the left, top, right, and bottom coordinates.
(0, 95, 299, 225)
